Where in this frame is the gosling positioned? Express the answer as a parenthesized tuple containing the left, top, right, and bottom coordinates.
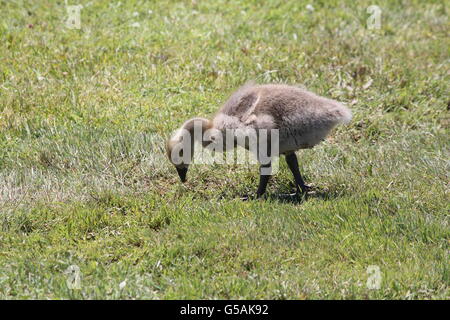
(166, 83, 352, 199)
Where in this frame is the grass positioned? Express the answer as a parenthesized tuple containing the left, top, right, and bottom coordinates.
(0, 0, 449, 299)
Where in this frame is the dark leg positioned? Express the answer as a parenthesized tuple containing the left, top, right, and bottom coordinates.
(256, 163, 272, 198)
(285, 153, 310, 194)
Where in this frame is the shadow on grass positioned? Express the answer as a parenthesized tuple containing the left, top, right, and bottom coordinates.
(222, 184, 347, 204)
(267, 185, 345, 204)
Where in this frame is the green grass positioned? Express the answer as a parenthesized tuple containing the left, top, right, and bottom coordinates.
(0, 0, 449, 299)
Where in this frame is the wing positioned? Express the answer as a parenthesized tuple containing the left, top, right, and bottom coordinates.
(214, 82, 268, 130)
(218, 81, 258, 117)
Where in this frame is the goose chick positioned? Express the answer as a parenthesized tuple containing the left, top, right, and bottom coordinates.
(166, 83, 352, 198)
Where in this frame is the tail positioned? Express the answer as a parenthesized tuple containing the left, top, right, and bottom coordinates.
(332, 102, 352, 125)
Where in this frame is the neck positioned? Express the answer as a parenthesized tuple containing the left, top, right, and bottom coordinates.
(182, 117, 212, 142)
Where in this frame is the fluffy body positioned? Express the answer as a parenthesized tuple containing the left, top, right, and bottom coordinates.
(212, 83, 351, 154)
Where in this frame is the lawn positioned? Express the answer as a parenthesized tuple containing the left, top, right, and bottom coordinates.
(0, 0, 448, 299)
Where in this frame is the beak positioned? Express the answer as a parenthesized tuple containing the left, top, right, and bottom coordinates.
(176, 167, 188, 183)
